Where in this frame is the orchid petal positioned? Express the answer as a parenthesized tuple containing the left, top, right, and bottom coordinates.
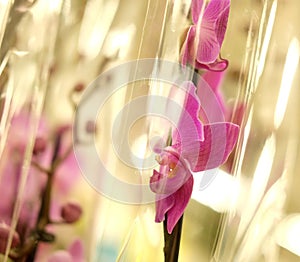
(151, 169, 186, 195)
(197, 73, 226, 124)
(155, 194, 175, 223)
(191, 0, 204, 24)
(48, 240, 85, 262)
(199, 71, 226, 121)
(48, 251, 73, 262)
(68, 239, 84, 260)
(195, 57, 228, 71)
(202, 70, 225, 93)
(173, 122, 238, 171)
(150, 169, 164, 193)
(196, 0, 230, 63)
(150, 151, 192, 195)
(197, 23, 220, 63)
(166, 175, 194, 233)
(226, 102, 246, 125)
(193, 122, 239, 172)
(203, 0, 230, 46)
(173, 81, 203, 147)
(180, 26, 196, 66)
(171, 141, 199, 171)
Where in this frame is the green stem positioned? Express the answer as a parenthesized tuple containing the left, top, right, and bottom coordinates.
(163, 214, 183, 262)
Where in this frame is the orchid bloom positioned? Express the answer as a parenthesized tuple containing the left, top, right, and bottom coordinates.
(47, 239, 85, 262)
(201, 71, 246, 173)
(181, 0, 230, 71)
(150, 81, 239, 233)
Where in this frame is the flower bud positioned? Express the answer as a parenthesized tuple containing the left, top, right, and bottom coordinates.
(33, 137, 47, 154)
(61, 203, 82, 223)
(0, 223, 20, 254)
(85, 121, 96, 134)
(73, 83, 85, 92)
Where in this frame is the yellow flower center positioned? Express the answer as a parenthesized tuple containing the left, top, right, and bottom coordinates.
(168, 162, 177, 178)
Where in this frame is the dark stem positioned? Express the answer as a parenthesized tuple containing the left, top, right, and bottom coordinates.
(24, 134, 62, 262)
(163, 214, 183, 262)
(37, 134, 62, 226)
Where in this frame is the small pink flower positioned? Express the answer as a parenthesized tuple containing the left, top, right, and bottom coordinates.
(48, 239, 85, 262)
(181, 0, 230, 71)
(150, 81, 239, 233)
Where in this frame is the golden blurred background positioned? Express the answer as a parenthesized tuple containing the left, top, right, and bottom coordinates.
(1, 0, 300, 261)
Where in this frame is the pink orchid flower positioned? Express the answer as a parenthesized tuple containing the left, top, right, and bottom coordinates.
(150, 81, 239, 233)
(181, 0, 230, 71)
(201, 72, 247, 173)
(47, 239, 85, 262)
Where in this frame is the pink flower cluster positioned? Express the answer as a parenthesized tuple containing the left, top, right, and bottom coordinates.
(0, 112, 84, 260)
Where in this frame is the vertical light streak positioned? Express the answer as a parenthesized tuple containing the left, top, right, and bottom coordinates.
(274, 38, 300, 129)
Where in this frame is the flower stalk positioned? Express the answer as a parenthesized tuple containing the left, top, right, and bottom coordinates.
(162, 131, 183, 262)
(163, 214, 183, 262)
(3, 129, 80, 261)
(24, 134, 62, 261)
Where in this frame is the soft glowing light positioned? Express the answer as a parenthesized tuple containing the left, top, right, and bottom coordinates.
(103, 25, 136, 59)
(192, 169, 243, 212)
(237, 134, 276, 239)
(0, 0, 12, 49)
(251, 0, 268, 92)
(276, 214, 300, 256)
(234, 177, 287, 261)
(130, 133, 150, 164)
(250, 134, 276, 206)
(257, 0, 277, 79)
(274, 38, 300, 129)
(48, 0, 63, 12)
(78, 0, 120, 59)
(0, 0, 10, 6)
(235, 105, 253, 176)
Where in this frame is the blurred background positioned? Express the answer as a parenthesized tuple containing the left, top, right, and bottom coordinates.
(0, 0, 300, 261)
